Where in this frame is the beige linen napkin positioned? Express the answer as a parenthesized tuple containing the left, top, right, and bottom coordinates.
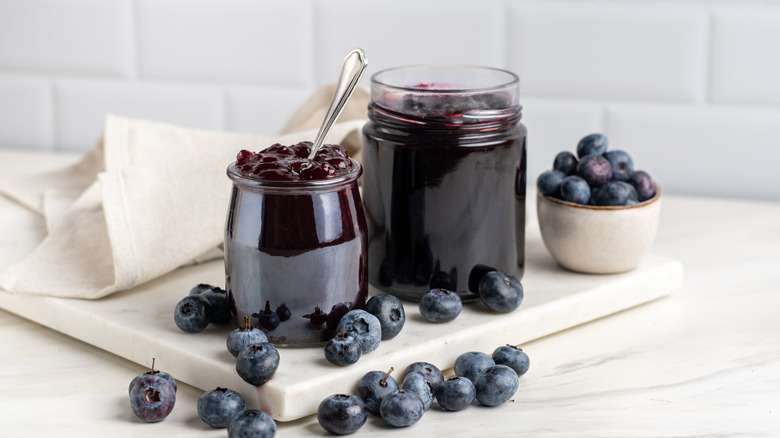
(0, 85, 370, 299)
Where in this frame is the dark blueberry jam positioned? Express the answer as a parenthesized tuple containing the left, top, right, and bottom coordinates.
(225, 143, 367, 347)
(362, 65, 526, 301)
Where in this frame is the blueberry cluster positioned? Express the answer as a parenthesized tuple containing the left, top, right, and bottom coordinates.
(537, 133, 657, 206)
(173, 284, 231, 333)
(197, 387, 277, 437)
(128, 358, 177, 423)
(317, 346, 530, 434)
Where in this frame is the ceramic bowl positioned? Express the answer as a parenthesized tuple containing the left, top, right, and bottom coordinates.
(536, 186, 661, 274)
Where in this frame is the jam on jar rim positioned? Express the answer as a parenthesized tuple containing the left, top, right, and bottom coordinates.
(226, 159, 363, 194)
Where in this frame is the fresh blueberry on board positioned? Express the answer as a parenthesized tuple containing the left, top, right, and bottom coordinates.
(197, 387, 246, 428)
(356, 369, 399, 415)
(364, 294, 406, 340)
(174, 294, 213, 333)
(576, 133, 609, 158)
(324, 332, 362, 366)
(478, 271, 524, 314)
(336, 309, 382, 353)
(226, 316, 269, 358)
(235, 343, 280, 387)
(402, 362, 444, 387)
(129, 373, 176, 423)
(434, 377, 476, 411)
(379, 390, 425, 427)
(592, 180, 639, 206)
(227, 409, 277, 438)
(401, 371, 435, 410)
(419, 288, 462, 323)
(473, 364, 519, 407)
(553, 150, 579, 176)
(317, 394, 368, 435)
(454, 351, 496, 383)
(559, 175, 591, 205)
(492, 345, 530, 377)
(604, 150, 634, 182)
(577, 154, 613, 188)
(536, 170, 565, 197)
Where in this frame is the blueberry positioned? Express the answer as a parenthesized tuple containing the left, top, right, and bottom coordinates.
(559, 175, 592, 205)
(592, 180, 639, 206)
(630, 170, 656, 202)
(576, 133, 609, 158)
(473, 364, 519, 407)
(317, 394, 367, 435)
(577, 154, 613, 187)
(603, 150, 634, 182)
(467, 264, 497, 293)
(197, 387, 246, 428)
(324, 333, 361, 366)
(235, 343, 280, 387)
(227, 316, 269, 358)
(401, 371, 434, 410)
(536, 170, 565, 197)
(454, 351, 495, 383)
(336, 310, 382, 353)
(478, 271, 524, 314)
(419, 288, 462, 323)
(379, 390, 425, 427)
(325, 302, 349, 330)
(402, 362, 444, 387)
(174, 295, 213, 333)
(252, 301, 280, 331)
(356, 369, 399, 415)
(492, 345, 530, 377)
(275, 303, 292, 322)
(434, 377, 476, 411)
(553, 151, 578, 176)
(227, 409, 277, 438)
(129, 368, 177, 395)
(364, 294, 406, 340)
(129, 374, 176, 423)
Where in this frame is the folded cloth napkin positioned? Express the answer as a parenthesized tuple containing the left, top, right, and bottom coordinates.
(0, 85, 370, 299)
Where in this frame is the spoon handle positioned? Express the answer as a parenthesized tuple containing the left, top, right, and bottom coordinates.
(308, 48, 368, 160)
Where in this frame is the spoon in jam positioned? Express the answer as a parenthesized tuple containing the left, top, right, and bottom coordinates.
(308, 48, 368, 160)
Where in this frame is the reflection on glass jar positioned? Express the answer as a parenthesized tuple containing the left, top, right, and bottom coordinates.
(362, 65, 527, 302)
(224, 160, 367, 347)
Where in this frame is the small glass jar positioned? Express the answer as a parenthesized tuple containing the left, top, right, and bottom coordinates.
(224, 160, 367, 347)
(362, 65, 527, 301)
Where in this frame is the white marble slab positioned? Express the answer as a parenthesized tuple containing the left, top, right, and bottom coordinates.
(0, 223, 683, 422)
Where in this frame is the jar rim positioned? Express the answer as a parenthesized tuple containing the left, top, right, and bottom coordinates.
(226, 159, 362, 193)
(371, 64, 519, 94)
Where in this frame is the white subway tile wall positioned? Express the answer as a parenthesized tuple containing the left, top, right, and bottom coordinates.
(0, 0, 778, 201)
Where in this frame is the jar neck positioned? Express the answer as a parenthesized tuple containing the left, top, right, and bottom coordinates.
(368, 102, 522, 134)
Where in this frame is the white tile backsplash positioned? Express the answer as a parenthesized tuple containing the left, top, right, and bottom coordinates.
(1, 0, 779, 201)
(0, 0, 133, 76)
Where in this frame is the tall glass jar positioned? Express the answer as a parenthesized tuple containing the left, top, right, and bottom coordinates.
(224, 159, 367, 347)
(361, 65, 527, 301)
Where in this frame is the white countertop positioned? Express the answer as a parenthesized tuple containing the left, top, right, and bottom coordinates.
(1, 148, 778, 436)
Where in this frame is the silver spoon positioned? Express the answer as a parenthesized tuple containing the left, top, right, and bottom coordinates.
(308, 48, 368, 160)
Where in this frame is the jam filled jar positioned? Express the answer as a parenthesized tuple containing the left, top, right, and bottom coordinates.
(224, 143, 368, 347)
(361, 65, 527, 301)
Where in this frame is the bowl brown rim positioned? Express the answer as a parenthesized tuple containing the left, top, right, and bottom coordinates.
(539, 182, 661, 211)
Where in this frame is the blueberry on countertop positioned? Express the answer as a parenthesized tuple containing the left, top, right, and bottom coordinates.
(454, 351, 495, 383)
(129, 373, 176, 423)
(434, 377, 476, 411)
(227, 316, 269, 358)
(227, 409, 276, 438)
(403, 361, 444, 387)
(473, 364, 519, 407)
(356, 369, 399, 415)
(174, 294, 213, 333)
(364, 294, 406, 340)
(379, 390, 425, 427)
(235, 343, 279, 387)
(317, 394, 367, 435)
(492, 345, 530, 377)
(401, 371, 435, 411)
(197, 387, 246, 428)
(419, 288, 462, 323)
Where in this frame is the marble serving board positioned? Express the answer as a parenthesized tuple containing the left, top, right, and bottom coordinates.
(0, 228, 683, 423)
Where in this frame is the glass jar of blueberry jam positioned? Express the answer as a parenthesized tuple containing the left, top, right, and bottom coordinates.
(362, 65, 527, 301)
(225, 142, 368, 347)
